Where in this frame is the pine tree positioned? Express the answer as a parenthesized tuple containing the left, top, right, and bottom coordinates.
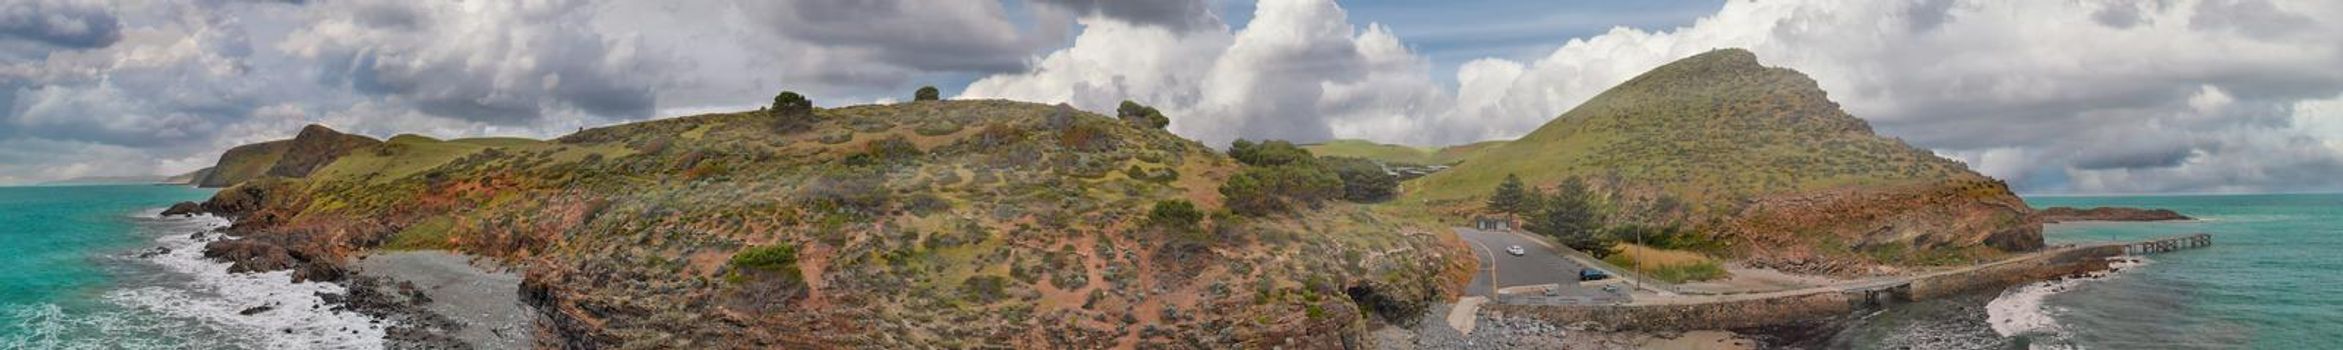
(1488, 174, 1530, 214)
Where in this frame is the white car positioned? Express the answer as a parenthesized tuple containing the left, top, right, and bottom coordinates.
(1505, 245, 1526, 256)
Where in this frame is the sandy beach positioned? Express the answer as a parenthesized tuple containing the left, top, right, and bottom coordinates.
(350, 251, 532, 349)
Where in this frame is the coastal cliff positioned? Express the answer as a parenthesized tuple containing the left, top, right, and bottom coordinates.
(2033, 206, 2194, 223)
(1410, 49, 2042, 274)
(181, 100, 1471, 348)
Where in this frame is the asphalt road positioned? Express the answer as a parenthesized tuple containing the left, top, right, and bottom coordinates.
(1453, 227, 1612, 300)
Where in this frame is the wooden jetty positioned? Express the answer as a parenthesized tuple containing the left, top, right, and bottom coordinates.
(2123, 233, 2212, 255)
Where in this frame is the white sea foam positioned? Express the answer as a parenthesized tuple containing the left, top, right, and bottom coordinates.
(102, 214, 390, 350)
(1986, 256, 2149, 348)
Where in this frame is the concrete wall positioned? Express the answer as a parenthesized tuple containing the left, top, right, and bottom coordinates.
(1491, 246, 2125, 331)
(1488, 291, 1854, 331)
(1908, 245, 2121, 300)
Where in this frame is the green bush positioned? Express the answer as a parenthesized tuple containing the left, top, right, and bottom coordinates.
(1149, 199, 1205, 233)
(1227, 139, 1314, 167)
(772, 91, 816, 131)
(731, 244, 799, 271)
(915, 86, 941, 102)
(1222, 164, 1342, 216)
(1322, 157, 1396, 203)
(1117, 100, 1168, 129)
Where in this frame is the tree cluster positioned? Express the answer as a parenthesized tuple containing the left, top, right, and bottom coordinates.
(1220, 139, 1397, 216)
(1491, 175, 1618, 257)
(1117, 100, 1170, 129)
(1322, 157, 1396, 202)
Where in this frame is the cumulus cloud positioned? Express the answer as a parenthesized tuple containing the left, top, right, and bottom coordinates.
(0, 0, 123, 49)
(4, 0, 2340, 196)
(278, 0, 656, 125)
(1029, 0, 1215, 31)
(967, 0, 1449, 147)
(969, 0, 2343, 194)
(0, 0, 1075, 184)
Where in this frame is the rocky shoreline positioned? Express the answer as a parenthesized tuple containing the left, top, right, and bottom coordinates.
(348, 251, 533, 349)
(2033, 206, 2193, 223)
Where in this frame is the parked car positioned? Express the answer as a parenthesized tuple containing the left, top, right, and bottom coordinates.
(1578, 268, 1610, 281)
(1505, 245, 1526, 256)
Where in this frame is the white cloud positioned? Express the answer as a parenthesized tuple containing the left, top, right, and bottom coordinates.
(967, 0, 2343, 193)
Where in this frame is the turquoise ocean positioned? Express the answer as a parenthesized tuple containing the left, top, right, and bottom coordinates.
(0, 185, 385, 349)
(1835, 193, 2343, 349)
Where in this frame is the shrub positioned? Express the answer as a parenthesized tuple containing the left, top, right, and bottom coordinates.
(1117, 100, 1168, 129)
(863, 136, 923, 162)
(731, 244, 799, 271)
(914, 86, 941, 101)
(914, 121, 962, 136)
(1221, 164, 1342, 216)
(1227, 139, 1313, 167)
(772, 91, 816, 132)
(1148, 199, 1205, 233)
(1058, 122, 1116, 152)
(1322, 157, 1396, 203)
(961, 275, 1010, 303)
(799, 167, 890, 217)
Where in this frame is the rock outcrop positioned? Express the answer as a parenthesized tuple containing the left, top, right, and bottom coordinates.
(2033, 206, 2193, 223)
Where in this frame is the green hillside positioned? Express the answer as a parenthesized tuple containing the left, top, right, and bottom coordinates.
(196, 124, 382, 187)
(195, 99, 1467, 348)
(1301, 139, 1507, 165)
(195, 141, 287, 187)
(1409, 49, 2038, 270)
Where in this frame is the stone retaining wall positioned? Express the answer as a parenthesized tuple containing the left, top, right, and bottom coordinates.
(1490, 246, 2125, 331)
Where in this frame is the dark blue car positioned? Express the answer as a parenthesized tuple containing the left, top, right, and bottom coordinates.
(1578, 268, 1610, 281)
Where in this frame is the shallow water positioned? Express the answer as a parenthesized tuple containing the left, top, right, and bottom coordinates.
(0, 185, 386, 349)
(1835, 193, 2343, 349)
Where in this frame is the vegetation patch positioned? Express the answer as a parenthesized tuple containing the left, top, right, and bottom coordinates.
(1604, 244, 1727, 283)
(381, 216, 458, 250)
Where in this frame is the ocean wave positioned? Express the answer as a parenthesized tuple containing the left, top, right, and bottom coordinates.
(0, 302, 231, 350)
(100, 214, 390, 350)
(1985, 256, 2150, 349)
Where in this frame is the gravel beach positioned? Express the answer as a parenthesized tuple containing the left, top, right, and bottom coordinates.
(351, 251, 532, 349)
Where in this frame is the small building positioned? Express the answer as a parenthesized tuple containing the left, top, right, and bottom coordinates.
(1474, 215, 1515, 231)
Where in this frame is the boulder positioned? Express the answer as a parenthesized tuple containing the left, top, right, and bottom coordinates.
(161, 201, 203, 217)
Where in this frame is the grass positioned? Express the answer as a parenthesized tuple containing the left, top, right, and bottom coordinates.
(309, 135, 487, 184)
(201, 141, 288, 186)
(1300, 139, 1499, 165)
(1403, 48, 1972, 206)
(381, 216, 457, 250)
(1604, 243, 1728, 283)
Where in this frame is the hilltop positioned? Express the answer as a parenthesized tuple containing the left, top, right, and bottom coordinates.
(183, 99, 1469, 348)
(194, 124, 381, 188)
(1410, 49, 2040, 273)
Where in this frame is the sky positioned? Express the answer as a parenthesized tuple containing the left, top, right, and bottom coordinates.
(3, 0, 2341, 195)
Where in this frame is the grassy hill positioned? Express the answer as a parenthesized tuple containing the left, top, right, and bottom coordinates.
(1409, 49, 2039, 272)
(195, 100, 1468, 348)
(1302, 139, 1506, 165)
(195, 125, 380, 187)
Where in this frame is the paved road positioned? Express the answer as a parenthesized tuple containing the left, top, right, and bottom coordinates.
(1453, 227, 1614, 301)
